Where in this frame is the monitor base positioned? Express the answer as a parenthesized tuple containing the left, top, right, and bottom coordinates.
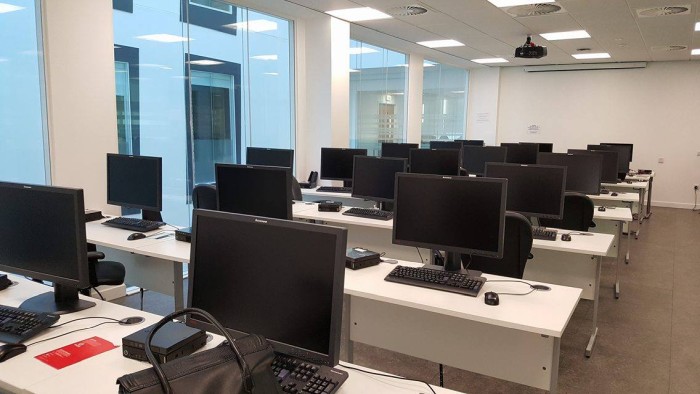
(20, 291, 96, 315)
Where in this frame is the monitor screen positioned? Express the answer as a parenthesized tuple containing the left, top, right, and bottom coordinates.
(409, 149, 460, 175)
(381, 143, 418, 159)
(429, 140, 463, 150)
(351, 156, 407, 203)
(456, 140, 485, 146)
(603, 143, 634, 161)
(215, 164, 292, 220)
(393, 174, 506, 258)
(485, 163, 566, 219)
(188, 209, 347, 366)
(520, 142, 553, 153)
(599, 144, 632, 172)
(107, 154, 162, 211)
(570, 149, 619, 183)
(461, 146, 507, 176)
(537, 153, 603, 195)
(246, 147, 294, 168)
(320, 148, 367, 181)
(500, 143, 538, 164)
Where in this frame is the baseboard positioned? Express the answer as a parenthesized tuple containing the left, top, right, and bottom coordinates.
(650, 201, 696, 210)
(90, 284, 126, 301)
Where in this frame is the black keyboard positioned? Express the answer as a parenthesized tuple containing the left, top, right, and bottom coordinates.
(342, 207, 393, 221)
(316, 186, 351, 193)
(0, 304, 59, 344)
(384, 265, 485, 297)
(532, 226, 557, 241)
(102, 217, 164, 232)
(272, 354, 348, 393)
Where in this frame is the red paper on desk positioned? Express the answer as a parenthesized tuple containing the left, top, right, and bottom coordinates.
(35, 336, 117, 369)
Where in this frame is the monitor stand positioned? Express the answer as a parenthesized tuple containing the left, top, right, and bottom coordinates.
(142, 209, 163, 222)
(343, 180, 352, 188)
(425, 251, 482, 277)
(20, 284, 96, 315)
(377, 201, 394, 212)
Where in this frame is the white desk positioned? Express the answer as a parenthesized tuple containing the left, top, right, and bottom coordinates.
(587, 191, 639, 238)
(600, 181, 648, 236)
(626, 171, 655, 219)
(301, 187, 375, 208)
(592, 206, 634, 299)
(0, 278, 459, 394)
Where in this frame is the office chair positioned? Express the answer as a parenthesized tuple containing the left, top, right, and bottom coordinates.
(192, 183, 217, 210)
(81, 243, 126, 301)
(462, 211, 533, 279)
(539, 192, 596, 231)
(291, 177, 302, 201)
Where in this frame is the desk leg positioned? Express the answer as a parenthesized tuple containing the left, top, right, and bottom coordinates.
(635, 189, 643, 239)
(645, 178, 653, 219)
(343, 294, 354, 363)
(549, 337, 561, 394)
(585, 256, 601, 358)
(615, 222, 622, 299)
(172, 262, 184, 311)
(626, 219, 632, 264)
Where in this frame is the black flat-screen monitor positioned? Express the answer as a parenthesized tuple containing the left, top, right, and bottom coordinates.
(461, 146, 507, 176)
(409, 149, 460, 175)
(352, 156, 407, 203)
(107, 154, 162, 212)
(246, 147, 294, 168)
(520, 142, 553, 153)
(0, 182, 95, 314)
(500, 143, 538, 164)
(537, 153, 603, 195)
(187, 209, 347, 366)
(484, 163, 566, 219)
(429, 140, 463, 151)
(570, 149, 619, 183)
(456, 140, 485, 146)
(603, 143, 634, 161)
(215, 164, 292, 220)
(599, 143, 632, 173)
(393, 173, 506, 271)
(381, 142, 418, 159)
(320, 148, 367, 182)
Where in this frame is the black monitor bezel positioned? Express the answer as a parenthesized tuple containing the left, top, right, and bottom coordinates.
(429, 140, 463, 151)
(214, 163, 293, 220)
(602, 143, 634, 161)
(186, 209, 347, 367)
(351, 156, 407, 203)
(106, 153, 163, 211)
(246, 147, 294, 168)
(408, 148, 461, 175)
(520, 142, 553, 153)
(380, 142, 419, 159)
(320, 148, 368, 181)
(537, 152, 603, 195)
(500, 143, 539, 164)
(461, 146, 508, 176)
(569, 149, 619, 183)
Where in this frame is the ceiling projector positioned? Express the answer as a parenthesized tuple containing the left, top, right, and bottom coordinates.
(515, 36, 547, 59)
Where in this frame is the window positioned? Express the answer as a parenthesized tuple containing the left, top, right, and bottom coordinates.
(421, 61, 469, 146)
(0, 0, 49, 184)
(349, 40, 408, 156)
(190, 0, 232, 13)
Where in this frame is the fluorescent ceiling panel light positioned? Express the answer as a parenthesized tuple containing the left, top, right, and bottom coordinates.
(264, 72, 279, 76)
(540, 30, 590, 41)
(0, 3, 23, 13)
(224, 19, 278, 32)
(417, 39, 464, 48)
(572, 53, 611, 59)
(692, 49, 700, 55)
(348, 47, 379, 55)
(251, 54, 278, 61)
(423, 61, 436, 67)
(349, 69, 360, 73)
(487, 0, 555, 7)
(451, 90, 465, 94)
(326, 7, 391, 22)
(471, 57, 509, 64)
(189, 59, 223, 66)
(136, 34, 190, 43)
(695, 22, 700, 31)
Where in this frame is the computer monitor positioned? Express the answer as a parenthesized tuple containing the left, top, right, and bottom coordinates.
(599, 143, 633, 174)
(569, 149, 619, 183)
(320, 148, 367, 186)
(381, 142, 418, 159)
(351, 156, 407, 205)
(461, 146, 507, 176)
(603, 143, 634, 161)
(107, 153, 162, 221)
(187, 209, 347, 366)
(246, 147, 294, 168)
(0, 182, 95, 314)
(520, 142, 553, 153)
(393, 174, 506, 271)
(537, 153, 603, 195)
(429, 140, 463, 151)
(500, 143, 538, 164)
(484, 163, 566, 220)
(456, 139, 485, 146)
(409, 149, 460, 175)
(215, 164, 292, 220)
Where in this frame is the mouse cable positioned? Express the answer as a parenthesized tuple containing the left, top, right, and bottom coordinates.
(26, 321, 120, 348)
(50, 316, 122, 328)
(338, 362, 436, 394)
(415, 247, 424, 263)
(486, 279, 545, 296)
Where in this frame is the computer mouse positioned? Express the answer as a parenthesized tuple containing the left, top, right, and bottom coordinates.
(598, 206, 606, 212)
(119, 316, 145, 325)
(611, 192, 618, 197)
(127, 232, 147, 241)
(484, 292, 499, 306)
(626, 180, 633, 184)
(561, 234, 572, 242)
(0, 343, 27, 363)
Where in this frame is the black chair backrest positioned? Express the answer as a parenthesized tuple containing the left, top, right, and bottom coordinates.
(463, 212, 533, 279)
(193, 184, 218, 210)
(539, 192, 595, 231)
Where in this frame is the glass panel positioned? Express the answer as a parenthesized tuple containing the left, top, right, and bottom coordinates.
(0, 0, 48, 184)
(421, 61, 469, 147)
(349, 40, 407, 156)
(115, 61, 133, 154)
(190, 0, 232, 13)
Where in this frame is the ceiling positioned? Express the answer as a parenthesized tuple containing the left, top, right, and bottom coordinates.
(278, 0, 700, 68)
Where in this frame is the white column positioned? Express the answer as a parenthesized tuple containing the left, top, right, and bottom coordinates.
(406, 53, 424, 145)
(466, 68, 500, 145)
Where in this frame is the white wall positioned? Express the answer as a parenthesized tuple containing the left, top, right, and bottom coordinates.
(467, 68, 500, 145)
(497, 61, 700, 208)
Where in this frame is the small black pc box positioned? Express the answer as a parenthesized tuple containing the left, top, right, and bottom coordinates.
(174, 227, 192, 243)
(122, 321, 207, 363)
(345, 247, 381, 270)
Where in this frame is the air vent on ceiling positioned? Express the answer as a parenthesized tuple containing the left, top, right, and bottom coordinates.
(506, 3, 563, 17)
(636, 5, 690, 17)
(651, 45, 688, 51)
(386, 5, 429, 17)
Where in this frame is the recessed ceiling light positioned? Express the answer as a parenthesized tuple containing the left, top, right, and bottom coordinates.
(540, 30, 591, 41)
(471, 58, 509, 64)
(692, 49, 700, 55)
(224, 20, 278, 32)
(326, 7, 392, 22)
(348, 47, 378, 55)
(572, 53, 611, 59)
(451, 90, 465, 94)
(349, 69, 360, 73)
(417, 39, 464, 48)
(264, 72, 279, 76)
(136, 34, 191, 43)
(423, 61, 437, 67)
(487, 0, 555, 7)
(251, 54, 278, 61)
(189, 60, 224, 66)
(0, 3, 23, 13)
(695, 22, 700, 31)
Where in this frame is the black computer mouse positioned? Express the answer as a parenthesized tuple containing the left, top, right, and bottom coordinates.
(127, 232, 147, 241)
(561, 234, 572, 242)
(626, 180, 633, 184)
(484, 292, 499, 306)
(611, 192, 618, 197)
(119, 316, 146, 325)
(0, 343, 27, 363)
(598, 206, 606, 212)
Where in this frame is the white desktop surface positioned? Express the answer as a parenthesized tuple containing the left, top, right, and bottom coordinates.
(601, 181, 648, 190)
(593, 206, 633, 222)
(531, 229, 613, 256)
(301, 187, 357, 199)
(587, 192, 638, 203)
(85, 219, 170, 254)
(295, 204, 393, 230)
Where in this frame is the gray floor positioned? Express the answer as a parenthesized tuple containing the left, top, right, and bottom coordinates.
(112, 207, 700, 393)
